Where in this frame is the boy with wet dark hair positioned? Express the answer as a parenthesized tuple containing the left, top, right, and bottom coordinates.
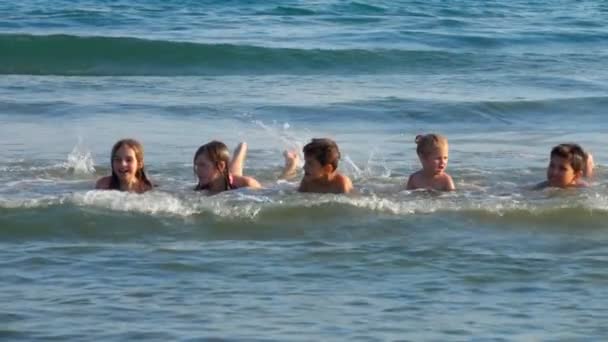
(536, 143, 592, 189)
(282, 138, 353, 194)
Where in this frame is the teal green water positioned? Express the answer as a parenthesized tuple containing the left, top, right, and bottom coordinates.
(1, 0, 608, 340)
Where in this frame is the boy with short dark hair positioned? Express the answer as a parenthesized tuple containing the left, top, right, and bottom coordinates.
(282, 138, 353, 194)
(536, 143, 591, 189)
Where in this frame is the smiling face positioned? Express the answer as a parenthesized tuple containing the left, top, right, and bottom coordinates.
(112, 144, 141, 184)
(194, 152, 224, 188)
(546, 155, 580, 188)
(420, 145, 448, 175)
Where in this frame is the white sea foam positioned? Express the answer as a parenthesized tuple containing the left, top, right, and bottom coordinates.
(1, 185, 608, 221)
(72, 191, 198, 216)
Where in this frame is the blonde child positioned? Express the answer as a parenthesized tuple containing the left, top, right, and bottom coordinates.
(406, 134, 455, 191)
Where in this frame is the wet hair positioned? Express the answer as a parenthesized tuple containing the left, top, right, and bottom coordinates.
(303, 138, 341, 171)
(550, 143, 587, 173)
(415, 134, 448, 156)
(109, 139, 153, 191)
(193, 140, 232, 191)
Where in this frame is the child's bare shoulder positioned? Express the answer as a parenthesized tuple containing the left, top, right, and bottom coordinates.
(334, 173, 353, 193)
(534, 180, 549, 190)
(298, 178, 311, 192)
(234, 175, 261, 189)
(440, 173, 455, 191)
(406, 171, 423, 190)
(95, 176, 112, 189)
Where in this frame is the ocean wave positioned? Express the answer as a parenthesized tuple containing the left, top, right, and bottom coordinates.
(0, 34, 472, 76)
(333, 2, 387, 14)
(318, 96, 608, 124)
(1, 94, 605, 126)
(1, 189, 607, 222)
(1, 188, 607, 241)
(256, 6, 317, 16)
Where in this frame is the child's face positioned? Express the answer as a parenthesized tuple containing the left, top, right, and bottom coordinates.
(303, 155, 330, 181)
(194, 153, 224, 187)
(112, 145, 141, 183)
(546, 155, 580, 188)
(420, 146, 448, 175)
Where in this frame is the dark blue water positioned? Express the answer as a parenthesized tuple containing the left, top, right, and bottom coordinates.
(1, 0, 608, 340)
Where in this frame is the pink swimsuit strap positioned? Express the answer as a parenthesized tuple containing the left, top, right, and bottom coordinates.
(227, 173, 236, 190)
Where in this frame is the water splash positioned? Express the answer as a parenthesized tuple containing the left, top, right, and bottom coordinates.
(253, 119, 303, 154)
(342, 154, 364, 179)
(64, 138, 95, 175)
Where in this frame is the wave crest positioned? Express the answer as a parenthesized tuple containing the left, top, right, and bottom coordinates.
(0, 34, 470, 76)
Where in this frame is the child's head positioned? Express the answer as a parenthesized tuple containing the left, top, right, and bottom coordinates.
(302, 138, 341, 180)
(193, 140, 231, 190)
(546, 143, 586, 187)
(110, 139, 151, 189)
(415, 134, 449, 175)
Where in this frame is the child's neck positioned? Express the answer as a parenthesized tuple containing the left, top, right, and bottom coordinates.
(120, 178, 140, 192)
(320, 171, 336, 182)
(207, 175, 228, 193)
(422, 168, 442, 178)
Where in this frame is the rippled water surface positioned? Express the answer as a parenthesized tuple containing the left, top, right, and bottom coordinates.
(2, 0, 608, 340)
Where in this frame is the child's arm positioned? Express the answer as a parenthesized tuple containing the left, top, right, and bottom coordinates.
(584, 152, 594, 179)
(229, 142, 247, 177)
(234, 175, 262, 190)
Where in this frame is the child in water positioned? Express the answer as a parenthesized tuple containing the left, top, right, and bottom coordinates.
(406, 134, 455, 191)
(282, 138, 353, 194)
(193, 141, 261, 194)
(96, 138, 153, 193)
(536, 143, 593, 189)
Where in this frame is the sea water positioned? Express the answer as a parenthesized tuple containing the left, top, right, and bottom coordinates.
(1, 0, 608, 340)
